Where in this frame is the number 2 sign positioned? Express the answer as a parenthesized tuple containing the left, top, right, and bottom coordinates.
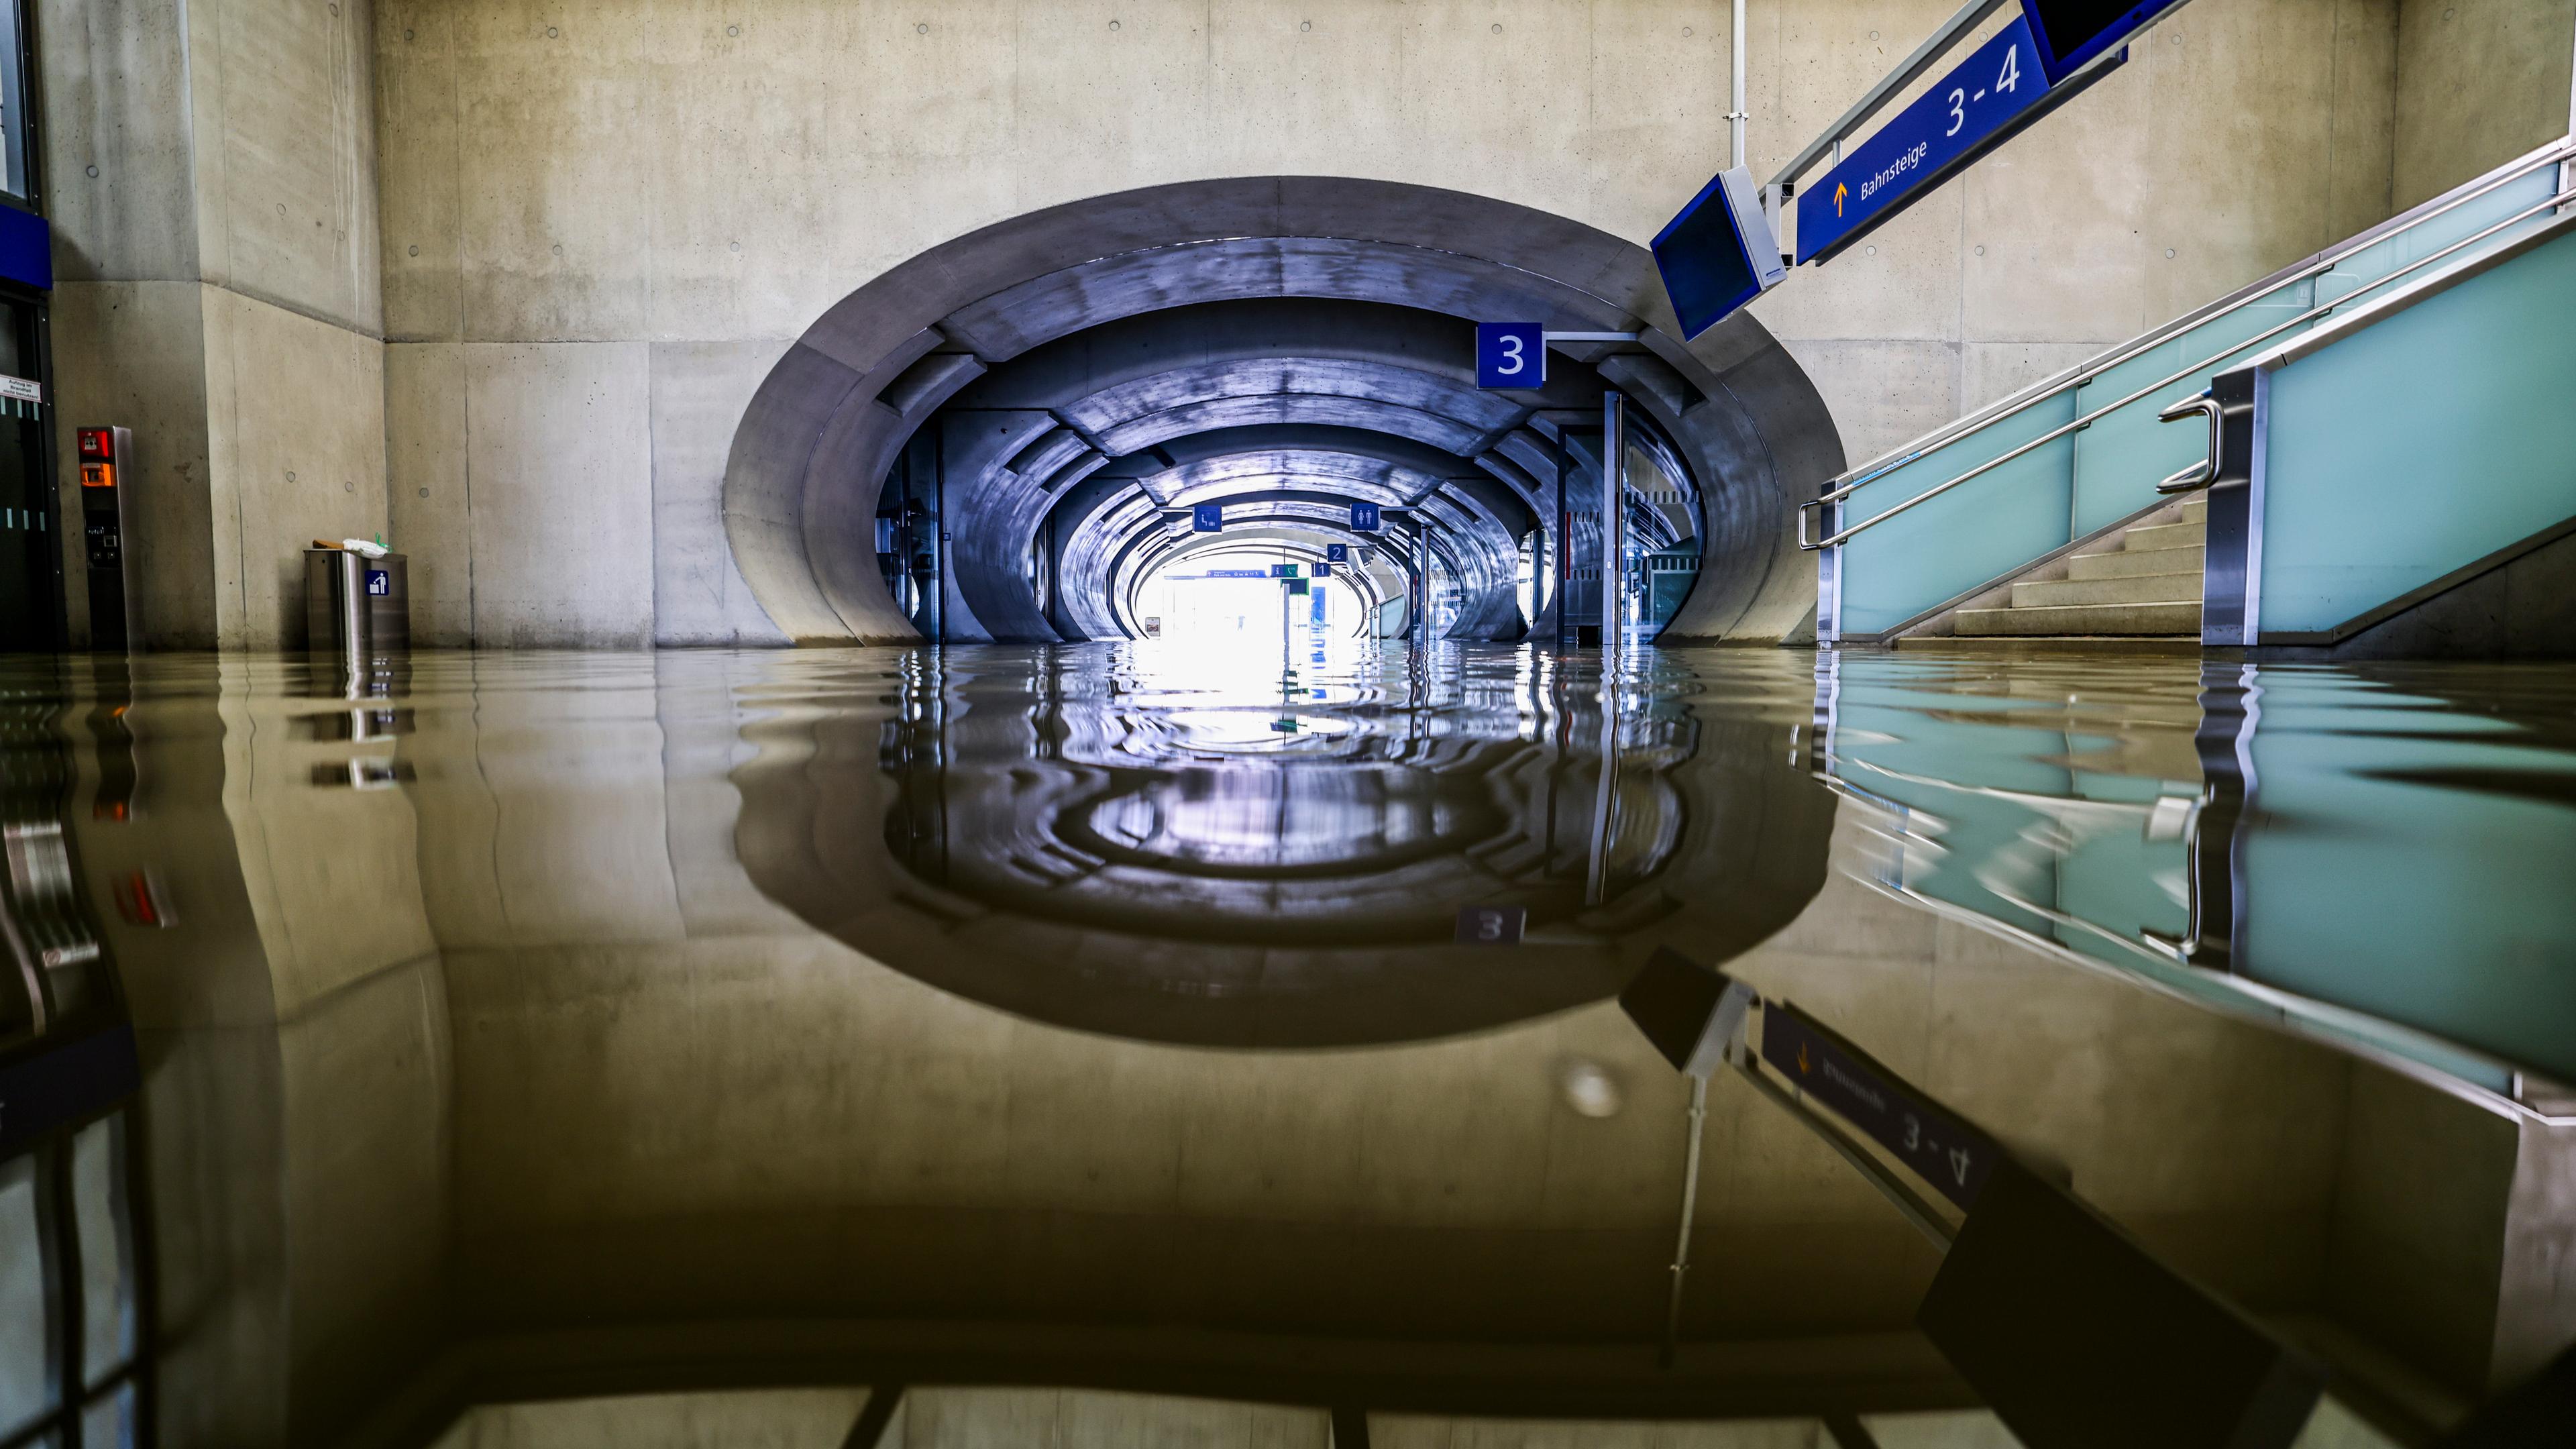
(1475, 323, 1546, 390)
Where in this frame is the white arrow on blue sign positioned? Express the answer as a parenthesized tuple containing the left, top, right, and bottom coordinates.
(1794, 16, 2125, 266)
(1475, 323, 1546, 390)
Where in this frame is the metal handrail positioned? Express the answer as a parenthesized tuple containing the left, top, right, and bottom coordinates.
(1814, 134, 2576, 496)
(2153, 392, 2220, 494)
(1797, 174, 2576, 551)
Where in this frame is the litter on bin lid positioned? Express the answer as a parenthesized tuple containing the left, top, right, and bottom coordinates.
(339, 538, 389, 559)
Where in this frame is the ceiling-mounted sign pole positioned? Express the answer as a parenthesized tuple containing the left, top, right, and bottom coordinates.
(1415, 522, 1434, 652)
(1474, 326, 1642, 390)
(1729, 0, 1748, 170)
(1603, 390, 1626, 678)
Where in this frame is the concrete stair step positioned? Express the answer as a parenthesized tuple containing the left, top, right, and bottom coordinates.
(2010, 573, 2204, 608)
(2123, 520, 2208, 552)
(2068, 543, 2204, 580)
(2178, 496, 2207, 524)
(1955, 600, 2203, 637)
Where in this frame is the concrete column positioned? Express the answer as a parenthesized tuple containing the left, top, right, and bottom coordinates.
(40, 0, 387, 649)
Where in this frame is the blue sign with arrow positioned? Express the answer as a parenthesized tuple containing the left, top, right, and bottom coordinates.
(1350, 501, 1381, 533)
(1192, 503, 1223, 532)
(1795, 15, 2124, 266)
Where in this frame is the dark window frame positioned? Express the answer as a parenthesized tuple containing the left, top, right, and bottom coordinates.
(0, 0, 44, 213)
(0, 1106, 154, 1449)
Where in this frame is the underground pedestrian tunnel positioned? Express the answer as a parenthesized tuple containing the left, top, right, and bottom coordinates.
(722, 177, 1845, 647)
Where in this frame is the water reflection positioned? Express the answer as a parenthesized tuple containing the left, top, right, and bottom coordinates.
(739, 647, 1834, 1045)
(0, 661, 149, 1449)
(0, 644, 2563, 1448)
(1813, 653, 2576, 1112)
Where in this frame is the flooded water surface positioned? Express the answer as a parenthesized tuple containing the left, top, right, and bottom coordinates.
(1, 642, 2571, 1448)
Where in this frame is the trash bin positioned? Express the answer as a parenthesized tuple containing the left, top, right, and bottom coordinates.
(305, 547, 409, 674)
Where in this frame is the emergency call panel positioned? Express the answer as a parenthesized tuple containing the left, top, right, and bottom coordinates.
(78, 426, 136, 651)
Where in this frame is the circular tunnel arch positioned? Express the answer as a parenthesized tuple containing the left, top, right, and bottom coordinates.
(722, 177, 1844, 646)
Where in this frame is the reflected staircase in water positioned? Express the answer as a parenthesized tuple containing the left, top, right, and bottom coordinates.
(1954, 497, 2204, 638)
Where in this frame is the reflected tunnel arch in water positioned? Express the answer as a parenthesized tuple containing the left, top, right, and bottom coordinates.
(721, 178, 1845, 646)
(734, 647, 1838, 1049)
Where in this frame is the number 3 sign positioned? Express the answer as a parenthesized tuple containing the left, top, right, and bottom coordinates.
(1475, 322, 1546, 390)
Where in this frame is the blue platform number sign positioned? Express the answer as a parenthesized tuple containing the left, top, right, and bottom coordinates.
(365, 568, 390, 598)
(1454, 905, 1527, 945)
(1312, 560, 1332, 578)
(1350, 501, 1381, 533)
(1760, 1006, 1997, 1212)
(1475, 322, 1546, 390)
(1796, 16, 2123, 265)
(1192, 503, 1223, 533)
(1326, 543, 1349, 562)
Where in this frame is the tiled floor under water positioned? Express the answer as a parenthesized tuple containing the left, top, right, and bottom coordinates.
(0, 641, 2570, 1449)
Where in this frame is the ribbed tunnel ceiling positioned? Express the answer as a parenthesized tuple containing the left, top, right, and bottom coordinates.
(722, 176, 1847, 646)
(910, 297, 1640, 643)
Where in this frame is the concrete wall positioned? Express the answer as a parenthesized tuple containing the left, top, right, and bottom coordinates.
(424, 1389, 2011, 1449)
(40, 0, 387, 648)
(2391, 0, 2576, 209)
(430, 1389, 871, 1449)
(360, 0, 2411, 647)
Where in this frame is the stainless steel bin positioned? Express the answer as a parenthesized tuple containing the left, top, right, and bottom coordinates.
(305, 548, 409, 673)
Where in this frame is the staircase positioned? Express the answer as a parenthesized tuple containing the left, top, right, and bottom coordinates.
(1807, 138, 2573, 645)
(1953, 498, 2204, 638)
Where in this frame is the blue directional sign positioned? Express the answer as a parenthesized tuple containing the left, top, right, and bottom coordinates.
(1475, 322, 1546, 389)
(1192, 503, 1223, 532)
(1350, 501, 1381, 532)
(2023, 0, 2182, 84)
(1796, 15, 2124, 266)
(1326, 543, 1349, 562)
(1651, 166, 1787, 341)
(1271, 563, 1300, 578)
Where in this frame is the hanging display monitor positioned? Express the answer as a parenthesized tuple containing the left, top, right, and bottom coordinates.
(1651, 166, 1786, 341)
(2021, 0, 2186, 84)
